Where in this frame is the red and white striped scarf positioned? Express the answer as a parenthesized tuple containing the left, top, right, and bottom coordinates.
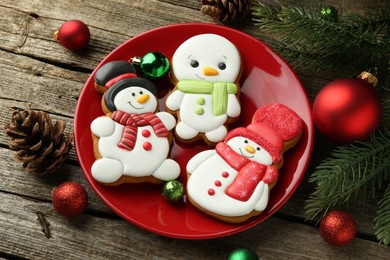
(111, 111, 168, 151)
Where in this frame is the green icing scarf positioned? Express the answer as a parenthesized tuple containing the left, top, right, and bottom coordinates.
(177, 80, 238, 116)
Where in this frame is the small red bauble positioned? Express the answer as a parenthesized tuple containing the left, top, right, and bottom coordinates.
(54, 20, 90, 51)
(320, 210, 357, 246)
(52, 181, 88, 217)
(313, 72, 381, 144)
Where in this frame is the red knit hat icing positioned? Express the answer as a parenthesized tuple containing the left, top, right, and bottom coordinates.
(225, 123, 283, 163)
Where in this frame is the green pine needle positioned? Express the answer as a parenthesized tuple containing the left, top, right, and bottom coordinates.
(305, 127, 390, 221)
(252, 3, 390, 78)
(375, 184, 390, 246)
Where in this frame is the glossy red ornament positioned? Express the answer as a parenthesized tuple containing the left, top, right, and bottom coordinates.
(320, 210, 357, 246)
(52, 181, 88, 217)
(54, 20, 90, 51)
(313, 72, 381, 144)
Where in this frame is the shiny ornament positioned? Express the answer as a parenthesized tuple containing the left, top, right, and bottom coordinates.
(131, 52, 170, 80)
(320, 210, 357, 246)
(52, 181, 88, 217)
(226, 248, 259, 260)
(313, 72, 381, 144)
(162, 180, 184, 203)
(320, 6, 338, 22)
(54, 20, 90, 51)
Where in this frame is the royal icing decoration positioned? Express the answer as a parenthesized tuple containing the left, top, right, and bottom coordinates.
(186, 103, 303, 221)
(90, 61, 180, 184)
(166, 33, 242, 144)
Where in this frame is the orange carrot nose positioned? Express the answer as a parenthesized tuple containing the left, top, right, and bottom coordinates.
(203, 66, 219, 76)
(245, 145, 256, 154)
(136, 94, 150, 104)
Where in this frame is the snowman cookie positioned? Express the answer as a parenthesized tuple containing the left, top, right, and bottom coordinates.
(90, 61, 180, 186)
(165, 33, 242, 145)
(186, 103, 303, 223)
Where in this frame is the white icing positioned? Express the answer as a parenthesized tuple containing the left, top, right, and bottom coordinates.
(91, 158, 123, 183)
(187, 153, 270, 217)
(226, 94, 241, 118)
(114, 87, 157, 114)
(186, 136, 275, 217)
(155, 111, 176, 131)
(167, 33, 242, 142)
(226, 136, 273, 166)
(186, 149, 216, 173)
(91, 116, 115, 137)
(175, 121, 199, 140)
(91, 85, 180, 184)
(166, 90, 185, 111)
(172, 34, 241, 83)
(204, 125, 227, 143)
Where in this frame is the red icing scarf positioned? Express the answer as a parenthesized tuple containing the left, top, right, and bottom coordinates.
(216, 142, 278, 202)
(111, 111, 168, 151)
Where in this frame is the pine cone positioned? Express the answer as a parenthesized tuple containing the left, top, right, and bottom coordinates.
(4, 109, 72, 175)
(201, 0, 252, 23)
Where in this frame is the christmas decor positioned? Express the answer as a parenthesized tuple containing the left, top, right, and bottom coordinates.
(313, 72, 381, 144)
(130, 52, 170, 80)
(226, 248, 259, 260)
(3, 109, 72, 175)
(252, 3, 389, 81)
(201, 0, 252, 23)
(320, 210, 357, 246)
(52, 182, 88, 217)
(162, 180, 185, 203)
(54, 20, 90, 51)
(252, 3, 390, 245)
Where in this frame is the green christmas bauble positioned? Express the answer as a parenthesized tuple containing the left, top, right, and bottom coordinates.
(139, 52, 170, 80)
(227, 248, 259, 260)
(320, 6, 338, 22)
(162, 180, 184, 203)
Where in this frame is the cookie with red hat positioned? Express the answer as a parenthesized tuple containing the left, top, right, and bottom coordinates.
(186, 103, 303, 223)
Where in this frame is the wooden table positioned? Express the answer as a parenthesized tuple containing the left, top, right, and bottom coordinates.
(1, 0, 389, 259)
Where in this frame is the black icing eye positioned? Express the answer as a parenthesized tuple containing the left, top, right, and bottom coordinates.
(139, 91, 143, 95)
(256, 147, 261, 151)
(244, 140, 248, 144)
(132, 92, 136, 97)
(190, 59, 199, 68)
(218, 62, 226, 70)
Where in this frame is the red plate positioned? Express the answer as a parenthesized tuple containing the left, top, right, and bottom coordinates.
(74, 23, 314, 239)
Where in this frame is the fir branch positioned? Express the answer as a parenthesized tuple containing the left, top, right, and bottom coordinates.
(251, 3, 390, 78)
(375, 184, 390, 246)
(305, 127, 390, 221)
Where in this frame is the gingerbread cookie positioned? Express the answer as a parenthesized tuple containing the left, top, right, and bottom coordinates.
(90, 61, 180, 186)
(165, 33, 242, 145)
(186, 103, 303, 223)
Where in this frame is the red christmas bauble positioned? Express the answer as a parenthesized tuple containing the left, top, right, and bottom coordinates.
(54, 20, 90, 51)
(313, 73, 381, 144)
(320, 210, 357, 246)
(52, 181, 88, 217)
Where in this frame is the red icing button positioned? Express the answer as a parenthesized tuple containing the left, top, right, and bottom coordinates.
(214, 180, 222, 187)
(208, 188, 215, 196)
(222, 171, 229, 178)
(143, 142, 152, 151)
(142, 129, 151, 137)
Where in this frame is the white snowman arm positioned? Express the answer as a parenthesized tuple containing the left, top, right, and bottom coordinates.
(186, 150, 216, 174)
(90, 116, 116, 137)
(166, 90, 185, 111)
(156, 111, 176, 131)
(226, 94, 241, 118)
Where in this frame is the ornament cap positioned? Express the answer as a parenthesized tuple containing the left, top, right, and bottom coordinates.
(130, 56, 142, 66)
(53, 30, 60, 42)
(358, 71, 378, 87)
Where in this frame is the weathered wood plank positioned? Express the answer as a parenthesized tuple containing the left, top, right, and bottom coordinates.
(1, 191, 389, 260)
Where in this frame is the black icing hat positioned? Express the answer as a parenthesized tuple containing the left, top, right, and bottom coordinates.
(104, 77, 158, 112)
(94, 60, 158, 112)
(94, 60, 136, 87)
